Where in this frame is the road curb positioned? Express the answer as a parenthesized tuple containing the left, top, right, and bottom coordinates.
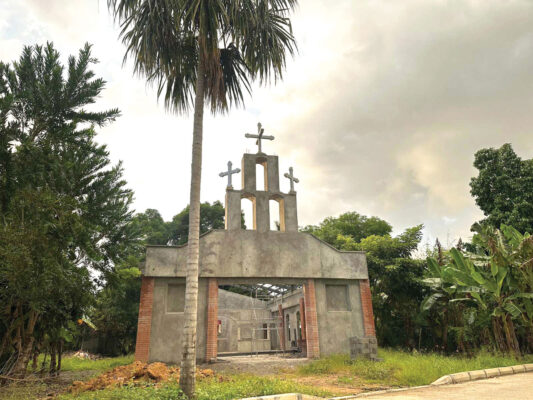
(431, 363, 533, 385)
(328, 363, 533, 399)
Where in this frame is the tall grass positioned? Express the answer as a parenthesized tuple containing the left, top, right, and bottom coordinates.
(298, 349, 533, 386)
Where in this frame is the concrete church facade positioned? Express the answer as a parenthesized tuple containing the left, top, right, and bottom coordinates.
(134, 127, 376, 363)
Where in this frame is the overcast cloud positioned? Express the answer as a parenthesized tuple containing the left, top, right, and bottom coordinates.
(1, 0, 533, 247)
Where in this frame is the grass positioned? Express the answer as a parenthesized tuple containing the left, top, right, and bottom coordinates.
(28, 353, 134, 373)
(59, 354, 134, 372)
(4, 349, 533, 399)
(298, 348, 533, 387)
(57, 375, 332, 400)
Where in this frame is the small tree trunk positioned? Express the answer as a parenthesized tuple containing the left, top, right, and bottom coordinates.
(503, 315, 521, 357)
(57, 340, 63, 375)
(442, 310, 448, 352)
(492, 316, 507, 352)
(50, 343, 56, 376)
(179, 53, 206, 398)
(11, 310, 38, 377)
(32, 347, 39, 372)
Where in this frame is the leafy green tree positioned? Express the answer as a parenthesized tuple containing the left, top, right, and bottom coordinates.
(169, 201, 225, 245)
(0, 43, 135, 376)
(131, 208, 171, 246)
(302, 212, 392, 245)
(108, 1, 298, 393)
(470, 144, 533, 234)
(303, 211, 425, 347)
(336, 225, 426, 347)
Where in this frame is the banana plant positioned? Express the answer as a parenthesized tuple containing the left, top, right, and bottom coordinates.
(423, 225, 533, 356)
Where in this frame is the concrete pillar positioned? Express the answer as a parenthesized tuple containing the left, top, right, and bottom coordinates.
(299, 297, 306, 341)
(205, 278, 219, 362)
(225, 190, 241, 230)
(241, 154, 256, 192)
(278, 304, 286, 351)
(135, 276, 154, 362)
(255, 192, 270, 232)
(360, 279, 376, 337)
(283, 193, 298, 232)
(303, 279, 320, 358)
(266, 155, 280, 193)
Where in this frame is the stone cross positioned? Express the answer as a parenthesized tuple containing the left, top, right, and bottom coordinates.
(245, 122, 274, 154)
(219, 161, 241, 189)
(284, 167, 299, 193)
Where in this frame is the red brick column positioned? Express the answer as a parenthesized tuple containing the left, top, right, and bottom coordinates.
(205, 278, 219, 362)
(299, 297, 306, 341)
(303, 279, 320, 358)
(278, 304, 286, 351)
(135, 276, 154, 362)
(360, 279, 376, 337)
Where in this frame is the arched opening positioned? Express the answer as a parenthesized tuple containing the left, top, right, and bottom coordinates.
(269, 199, 281, 231)
(269, 197, 285, 232)
(241, 195, 256, 230)
(255, 161, 267, 191)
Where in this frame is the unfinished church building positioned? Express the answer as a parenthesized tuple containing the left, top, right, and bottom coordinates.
(134, 126, 377, 364)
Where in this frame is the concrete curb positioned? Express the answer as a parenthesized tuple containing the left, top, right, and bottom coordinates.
(327, 363, 533, 399)
(430, 363, 533, 385)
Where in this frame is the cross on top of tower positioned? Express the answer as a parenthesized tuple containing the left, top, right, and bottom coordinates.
(219, 161, 240, 189)
(245, 122, 274, 154)
(284, 167, 299, 193)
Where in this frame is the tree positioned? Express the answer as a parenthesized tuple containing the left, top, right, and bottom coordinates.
(0, 43, 135, 376)
(108, 1, 298, 395)
(303, 211, 425, 348)
(302, 211, 392, 245)
(470, 144, 533, 234)
(169, 201, 225, 245)
(336, 225, 426, 347)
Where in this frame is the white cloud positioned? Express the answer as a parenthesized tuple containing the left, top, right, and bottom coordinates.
(2, 0, 533, 245)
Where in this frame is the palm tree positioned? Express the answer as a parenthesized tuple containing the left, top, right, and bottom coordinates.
(107, 0, 297, 396)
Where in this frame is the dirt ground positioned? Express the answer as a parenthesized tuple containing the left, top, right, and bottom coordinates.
(203, 353, 391, 396)
(205, 353, 310, 375)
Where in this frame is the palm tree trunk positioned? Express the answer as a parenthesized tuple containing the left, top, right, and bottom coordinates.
(179, 54, 206, 398)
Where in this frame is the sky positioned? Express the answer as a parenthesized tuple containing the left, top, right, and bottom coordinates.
(1, 0, 533, 248)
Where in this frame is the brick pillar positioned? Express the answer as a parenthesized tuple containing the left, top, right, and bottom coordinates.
(205, 278, 219, 362)
(299, 297, 306, 340)
(360, 279, 376, 337)
(303, 279, 320, 358)
(135, 276, 154, 362)
(278, 304, 286, 351)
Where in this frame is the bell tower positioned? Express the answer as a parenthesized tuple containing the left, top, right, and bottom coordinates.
(220, 123, 299, 232)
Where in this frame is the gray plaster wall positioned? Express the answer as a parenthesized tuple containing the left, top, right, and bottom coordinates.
(148, 277, 208, 363)
(314, 279, 365, 356)
(145, 231, 367, 280)
(217, 289, 274, 354)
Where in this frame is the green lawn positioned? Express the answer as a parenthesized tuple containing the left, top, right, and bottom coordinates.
(298, 348, 533, 387)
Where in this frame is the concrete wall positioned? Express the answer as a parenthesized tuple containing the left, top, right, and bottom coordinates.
(145, 231, 368, 280)
(148, 277, 208, 363)
(217, 289, 274, 354)
(314, 279, 365, 356)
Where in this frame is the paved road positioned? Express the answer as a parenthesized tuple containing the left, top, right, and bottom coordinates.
(357, 373, 533, 399)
